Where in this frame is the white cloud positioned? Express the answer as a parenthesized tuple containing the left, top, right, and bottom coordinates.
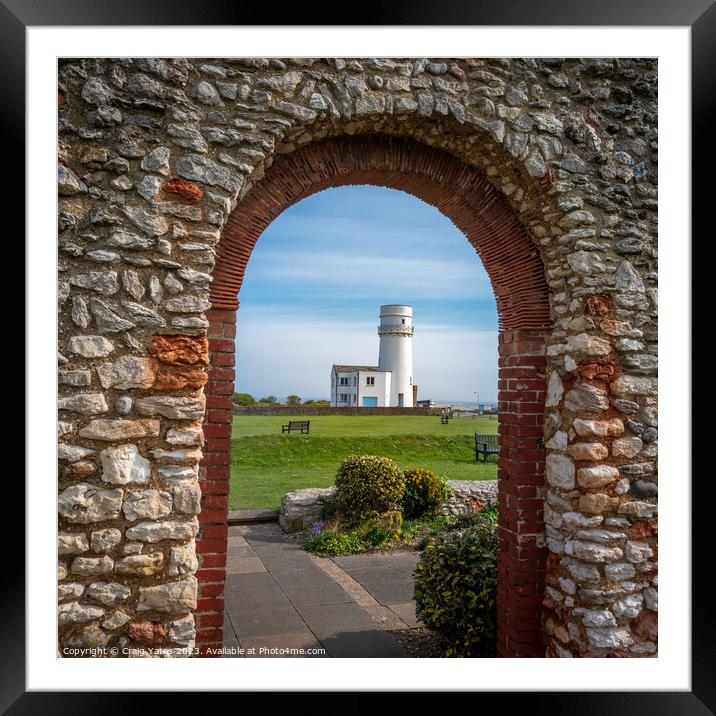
(244, 249, 494, 301)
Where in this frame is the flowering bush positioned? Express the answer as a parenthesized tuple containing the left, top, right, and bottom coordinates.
(309, 521, 326, 537)
(402, 467, 450, 518)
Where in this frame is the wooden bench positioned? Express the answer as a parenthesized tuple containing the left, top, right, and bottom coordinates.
(282, 420, 310, 434)
(475, 433, 499, 462)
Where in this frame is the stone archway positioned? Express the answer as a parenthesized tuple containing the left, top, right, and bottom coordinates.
(199, 134, 551, 657)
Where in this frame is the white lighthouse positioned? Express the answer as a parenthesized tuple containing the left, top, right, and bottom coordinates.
(330, 304, 416, 408)
(378, 305, 414, 407)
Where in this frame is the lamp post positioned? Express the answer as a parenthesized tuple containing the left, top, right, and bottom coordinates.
(474, 391, 481, 416)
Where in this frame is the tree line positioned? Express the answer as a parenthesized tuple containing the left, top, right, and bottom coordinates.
(233, 393, 330, 407)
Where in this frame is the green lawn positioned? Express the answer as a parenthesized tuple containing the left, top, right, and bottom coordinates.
(230, 414, 499, 511)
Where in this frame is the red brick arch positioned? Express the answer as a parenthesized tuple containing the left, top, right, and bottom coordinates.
(199, 135, 551, 657)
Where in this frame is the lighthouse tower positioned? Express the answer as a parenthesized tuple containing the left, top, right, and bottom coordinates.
(378, 305, 414, 407)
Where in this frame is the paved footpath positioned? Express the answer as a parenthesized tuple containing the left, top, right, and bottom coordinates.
(223, 523, 421, 657)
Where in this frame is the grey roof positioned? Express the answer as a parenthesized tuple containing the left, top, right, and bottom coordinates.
(332, 364, 380, 373)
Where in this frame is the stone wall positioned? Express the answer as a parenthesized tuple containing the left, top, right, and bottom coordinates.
(57, 57, 658, 658)
(279, 480, 500, 532)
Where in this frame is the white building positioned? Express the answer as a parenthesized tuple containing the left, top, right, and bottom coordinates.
(330, 305, 416, 407)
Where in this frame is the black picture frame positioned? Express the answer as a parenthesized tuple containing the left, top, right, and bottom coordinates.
(9, 0, 707, 709)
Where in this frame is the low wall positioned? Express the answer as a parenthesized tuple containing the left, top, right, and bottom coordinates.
(233, 405, 445, 416)
(278, 480, 499, 532)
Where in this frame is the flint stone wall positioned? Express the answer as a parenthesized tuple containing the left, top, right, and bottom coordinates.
(278, 479, 500, 532)
(58, 57, 658, 658)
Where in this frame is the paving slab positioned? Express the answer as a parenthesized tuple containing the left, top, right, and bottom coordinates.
(229, 545, 258, 558)
(270, 568, 354, 607)
(225, 572, 293, 609)
(318, 629, 408, 658)
(331, 553, 419, 605)
(297, 602, 387, 637)
(360, 576, 416, 606)
(388, 602, 421, 628)
(226, 556, 267, 575)
(255, 550, 317, 573)
(330, 567, 414, 605)
(383, 552, 421, 571)
(228, 535, 249, 548)
(232, 606, 310, 639)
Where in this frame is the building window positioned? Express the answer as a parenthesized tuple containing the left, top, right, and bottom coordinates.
(340, 377, 349, 386)
(401, 319, 405, 324)
(353, 376, 357, 385)
(366, 376, 375, 386)
(339, 393, 349, 402)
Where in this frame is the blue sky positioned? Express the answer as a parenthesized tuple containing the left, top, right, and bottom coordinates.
(234, 185, 498, 403)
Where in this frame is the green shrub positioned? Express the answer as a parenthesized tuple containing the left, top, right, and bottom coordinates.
(303, 510, 405, 555)
(335, 455, 405, 522)
(414, 510, 498, 657)
(402, 467, 450, 518)
(303, 521, 366, 556)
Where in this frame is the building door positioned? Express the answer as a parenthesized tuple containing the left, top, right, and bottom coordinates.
(398, 393, 404, 407)
(362, 396, 378, 407)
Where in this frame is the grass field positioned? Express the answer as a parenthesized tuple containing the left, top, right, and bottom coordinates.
(230, 414, 499, 511)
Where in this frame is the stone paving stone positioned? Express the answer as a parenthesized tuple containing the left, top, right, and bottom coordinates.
(228, 545, 257, 559)
(298, 602, 388, 636)
(255, 550, 317, 573)
(383, 552, 420, 571)
(233, 606, 310, 640)
(388, 602, 421, 628)
(270, 568, 354, 606)
(225, 572, 292, 609)
(239, 632, 327, 658)
(227, 535, 249, 548)
(319, 629, 408, 658)
(331, 566, 415, 605)
(359, 576, 415, 606)
(362, 605, 410, 630)
(225, 556, 267, 575)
